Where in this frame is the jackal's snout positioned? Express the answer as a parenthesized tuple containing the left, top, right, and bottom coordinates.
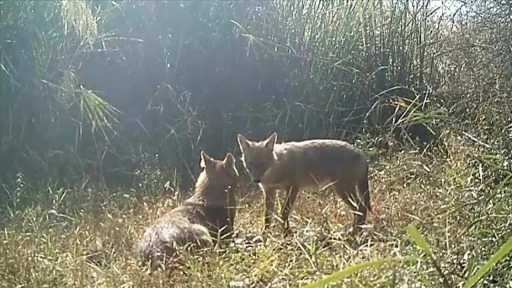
(244, 166, 266, 184)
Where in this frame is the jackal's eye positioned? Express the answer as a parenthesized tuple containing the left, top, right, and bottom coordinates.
(251, 160, 269, 172)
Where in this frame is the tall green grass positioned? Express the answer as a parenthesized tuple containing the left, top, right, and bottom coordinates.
(0, 0, 119, 189)
(0, 0, 452, 191)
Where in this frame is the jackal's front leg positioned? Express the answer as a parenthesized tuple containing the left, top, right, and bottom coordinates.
(281, 186, 299, 233)
(261, 186, 276, 231)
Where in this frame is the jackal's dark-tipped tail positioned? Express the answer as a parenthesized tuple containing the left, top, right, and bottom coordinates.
(357, 165, 372, 213)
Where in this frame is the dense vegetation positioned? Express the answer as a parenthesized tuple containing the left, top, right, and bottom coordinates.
(0, 0, 510, 287)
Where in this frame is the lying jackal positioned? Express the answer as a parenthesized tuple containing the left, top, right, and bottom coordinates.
(135, 151, 239, 270)
(237, 132, 371, 234)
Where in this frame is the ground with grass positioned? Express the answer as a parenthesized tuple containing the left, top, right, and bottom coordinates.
(1, 133, 510, 288)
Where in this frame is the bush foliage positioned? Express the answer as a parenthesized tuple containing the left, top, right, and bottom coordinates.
(1, 0, 460, 189)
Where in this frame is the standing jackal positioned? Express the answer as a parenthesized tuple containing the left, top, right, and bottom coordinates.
(237, 132, 371, 234)
(135, 151, 239, 270)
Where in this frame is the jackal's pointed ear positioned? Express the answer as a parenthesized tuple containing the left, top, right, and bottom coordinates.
(237, 134, 250, 153)
(264, 132, 277, 151)
(200, 151, 214, 168)
(224, 153, 235, 167)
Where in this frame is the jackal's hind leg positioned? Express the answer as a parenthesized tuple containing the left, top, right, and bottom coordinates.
(334, 181, 366, 234)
